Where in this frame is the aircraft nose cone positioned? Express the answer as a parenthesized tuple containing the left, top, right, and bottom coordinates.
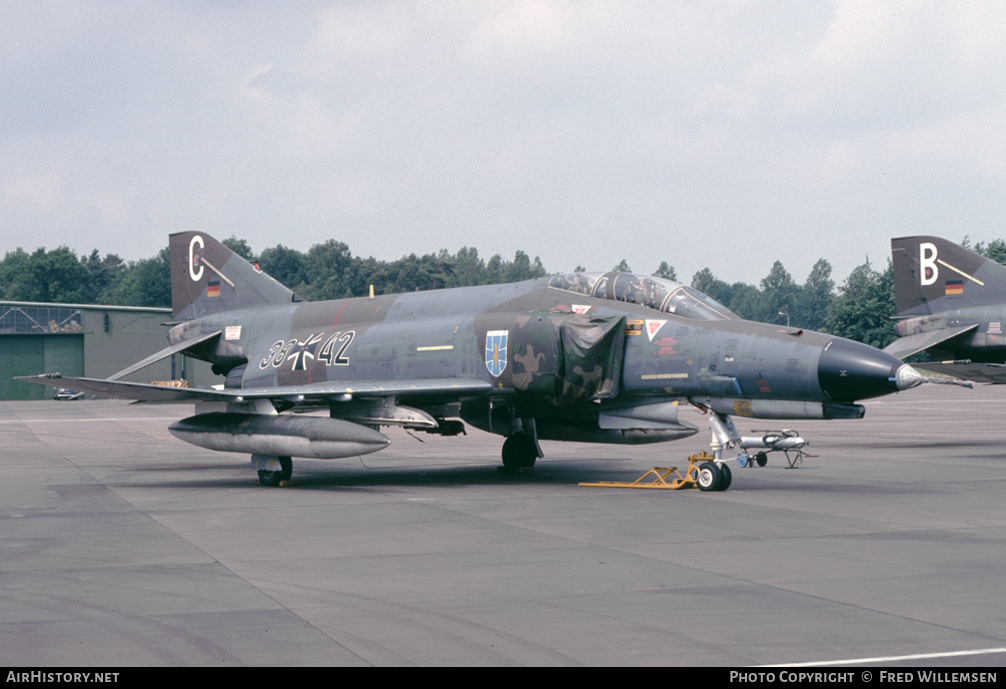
(893, 362, 926, 391)
(818, 338, 914, 402)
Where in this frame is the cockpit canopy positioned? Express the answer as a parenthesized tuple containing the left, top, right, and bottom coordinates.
(547, 272, 737, 321)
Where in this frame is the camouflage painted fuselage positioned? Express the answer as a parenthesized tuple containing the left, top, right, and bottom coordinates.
(177, 274, 901, 440)
(19, 231, 924, 481)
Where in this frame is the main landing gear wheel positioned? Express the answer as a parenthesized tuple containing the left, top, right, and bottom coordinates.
(695, 461, 723, 492)
(501, 433, 538, 471)
(258, 456, 292, 487)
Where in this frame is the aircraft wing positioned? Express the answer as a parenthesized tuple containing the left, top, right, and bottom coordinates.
(914, 361, 1006, 384)
(15, 374, 495, 404)
(882, 323, 978, 360)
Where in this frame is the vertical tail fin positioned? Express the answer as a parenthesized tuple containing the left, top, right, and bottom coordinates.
(169, 232, 300, 321)
(891, 236, 1006, 316)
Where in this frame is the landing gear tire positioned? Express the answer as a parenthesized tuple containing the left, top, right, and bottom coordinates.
(502, 433, 537, 471)
(755, 452, 768, 468)
(718, 463, 732, 491)
(258, 457, 292, 486)
(258, 470, 281, 486)
(696, 461, 722, 492)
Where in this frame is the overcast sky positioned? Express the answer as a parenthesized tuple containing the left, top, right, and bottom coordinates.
(3, 1, 1005, 287)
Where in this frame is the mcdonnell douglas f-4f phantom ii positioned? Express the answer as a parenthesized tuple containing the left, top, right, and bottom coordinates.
(887, 236, 1006, 383)
(21, 232, 934, 490)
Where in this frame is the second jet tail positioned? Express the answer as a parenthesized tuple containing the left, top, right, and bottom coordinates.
(891, 236, 1006, 317)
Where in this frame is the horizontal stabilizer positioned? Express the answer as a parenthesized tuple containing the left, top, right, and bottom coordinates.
(882, 323, 978, 360)
(108, 330, 222, 381)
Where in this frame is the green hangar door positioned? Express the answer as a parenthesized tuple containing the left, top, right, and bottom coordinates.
(2, 334, 84, 400)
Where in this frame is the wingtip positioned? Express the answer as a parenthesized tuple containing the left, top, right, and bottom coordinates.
(14, 372, 63, 382)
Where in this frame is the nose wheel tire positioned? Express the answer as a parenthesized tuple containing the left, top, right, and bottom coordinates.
(717, 463, 732, 490)
(696, 461, 723, 492)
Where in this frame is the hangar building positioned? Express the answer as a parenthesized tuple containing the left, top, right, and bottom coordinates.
(1, 301, 214, 400)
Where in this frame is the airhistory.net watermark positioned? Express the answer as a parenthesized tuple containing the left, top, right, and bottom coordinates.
(6, 673, 119, 684)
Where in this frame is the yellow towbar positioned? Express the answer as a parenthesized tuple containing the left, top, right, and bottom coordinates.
(580, 452, 719, 490)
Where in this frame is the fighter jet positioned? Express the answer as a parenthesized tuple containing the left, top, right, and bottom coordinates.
(887, 235, 1006, 383)
(20, 232, 930, 490)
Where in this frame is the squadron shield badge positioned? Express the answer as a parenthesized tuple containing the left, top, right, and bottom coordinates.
(485, 330, 508, 377)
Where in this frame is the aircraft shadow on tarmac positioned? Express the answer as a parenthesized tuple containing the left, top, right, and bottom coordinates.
(107, 454, 943, 494)
(110, 455, 648, 491)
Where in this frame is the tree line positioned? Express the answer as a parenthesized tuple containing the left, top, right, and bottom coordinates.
(0, 238, 550, 309)
(2, 235, 1003, 350)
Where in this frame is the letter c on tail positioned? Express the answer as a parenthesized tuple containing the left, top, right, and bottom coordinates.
(189, 235, 204, 282)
